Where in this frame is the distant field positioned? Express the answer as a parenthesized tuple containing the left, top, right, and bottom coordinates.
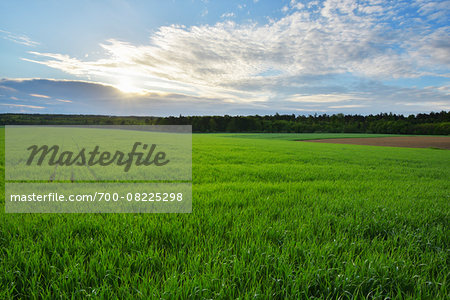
(304, 136, 450, 150)
(0, 131, 449, 298)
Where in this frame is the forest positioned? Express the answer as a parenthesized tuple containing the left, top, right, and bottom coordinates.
(1, 111, 449, 135)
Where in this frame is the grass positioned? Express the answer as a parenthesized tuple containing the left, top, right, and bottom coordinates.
(0, 130, 449, 298)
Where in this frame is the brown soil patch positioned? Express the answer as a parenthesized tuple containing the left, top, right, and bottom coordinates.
(303, 136, 450, 149)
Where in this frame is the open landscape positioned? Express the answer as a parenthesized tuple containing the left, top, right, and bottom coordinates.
(1, 129, 448, 298)
(303, 136, 450, 150)
(1, 1, 449, 298)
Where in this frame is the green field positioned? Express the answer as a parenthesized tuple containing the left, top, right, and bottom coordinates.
(1, 131, 449, 298)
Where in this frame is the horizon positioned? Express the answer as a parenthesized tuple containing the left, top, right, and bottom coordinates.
(1, 110, 449, 118)
(1, 0, 449, 116)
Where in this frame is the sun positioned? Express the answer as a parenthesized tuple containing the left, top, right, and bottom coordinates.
(116, 78, 144, 94)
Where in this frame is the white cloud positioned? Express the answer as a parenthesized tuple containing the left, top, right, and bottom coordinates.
(0, 29, 39, 47)
(435, 85, 450, 95)
(328, 104, 367, 108)
(0, 85, 17, 92)
(221, 12, 235, 18)
(29, 93, 50, 98)
(396, 101, 450, 110)
(0, 103, 44, 109)
(307, 1, 320, 9)
(416, 0, 450, 22)
(56, 99, 72, 103)
(287, 93, 368, 103)
(0, 78, 448, 115)
(22, 1, 450, 109)
(408, 26, 450, 68)
(290, 0, 305, 10)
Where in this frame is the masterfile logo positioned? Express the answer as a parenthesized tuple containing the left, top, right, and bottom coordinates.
(26, 142, 170, 172)
(6, 125, 191, 181)
(5, 125, 192, 213)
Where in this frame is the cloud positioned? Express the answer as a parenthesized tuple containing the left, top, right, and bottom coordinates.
(25, 2, 448, 89)
(396, 101, 450, 110)
(287, 93, 369, 103)
(289, 0, 305, 10)
(0, 103, 44, 109)
(29, 93, 50, 98)
(409, 27, 450, 68)
(0, 78, 268, 115)
(328, 104, 367, 108)
(0, 85, 17, 92)
(0, 78, 448, 115)
(416, 0, 450, 22)
(15, 1, 450, 114)
(0, 29, 39, 47)
(221, 12, 235, 18)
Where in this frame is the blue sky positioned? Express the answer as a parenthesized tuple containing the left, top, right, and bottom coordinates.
(0, 0, 449, 116)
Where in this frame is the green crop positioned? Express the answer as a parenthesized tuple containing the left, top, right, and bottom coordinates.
(0, 130, 448, 298)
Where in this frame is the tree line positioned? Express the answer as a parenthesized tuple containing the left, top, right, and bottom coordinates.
(1, 111, 449, 135)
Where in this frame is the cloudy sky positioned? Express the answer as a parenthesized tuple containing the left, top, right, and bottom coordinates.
(0, 0, 449, 116)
